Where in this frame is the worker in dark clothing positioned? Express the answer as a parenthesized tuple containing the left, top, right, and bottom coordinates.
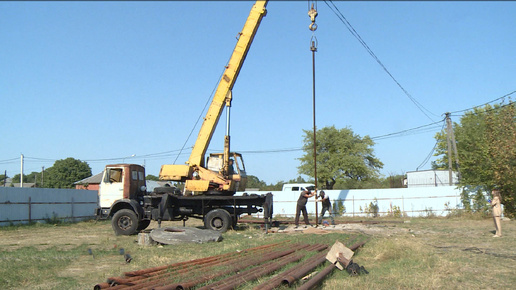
(317, 191, 335, 225)
(295, 187, 316, 227)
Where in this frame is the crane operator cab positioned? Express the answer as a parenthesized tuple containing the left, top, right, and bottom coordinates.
(206, 153, 247, 193)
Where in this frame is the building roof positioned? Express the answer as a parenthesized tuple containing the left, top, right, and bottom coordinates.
(74, 171, 104, 185)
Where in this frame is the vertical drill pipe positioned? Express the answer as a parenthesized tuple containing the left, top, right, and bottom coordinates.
(311, 41, 318, 226)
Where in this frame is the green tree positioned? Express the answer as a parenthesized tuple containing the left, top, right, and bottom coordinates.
(485, 102, 516, 216)
(0, 173, 7, 186)
(146, 174, 160, 181)
(44, 158, 92, 188)
(298, 126, 383, 189)
(12, 171, 42, 186)
(433, 102, 516, 217)
(245, 175, 267, 190)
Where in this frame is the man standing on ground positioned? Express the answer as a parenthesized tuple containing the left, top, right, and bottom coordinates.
(295, 186, 315, 227)
(317, 191, 335, 225)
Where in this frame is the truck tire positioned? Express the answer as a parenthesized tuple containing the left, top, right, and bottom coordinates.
(112, 209, 139, 236)
(137, 219, 151, 232)
(204, 209, 232, 232)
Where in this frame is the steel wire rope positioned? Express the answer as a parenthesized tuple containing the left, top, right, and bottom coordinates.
(171, 67, 227, 165)
(324, 0, 438, 122)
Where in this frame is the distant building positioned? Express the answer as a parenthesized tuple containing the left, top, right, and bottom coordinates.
(406, 170, 459, 188)
(74, 172, 174, 192)
(74, 172, 103, 190)
(2, 177, 36, 188)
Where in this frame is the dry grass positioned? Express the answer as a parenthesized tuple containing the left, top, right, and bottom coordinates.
(0, 217, 515, 289)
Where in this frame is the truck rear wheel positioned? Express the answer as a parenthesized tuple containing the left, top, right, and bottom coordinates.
(112, 209, 139, 236)
(204, 209, 232, 232)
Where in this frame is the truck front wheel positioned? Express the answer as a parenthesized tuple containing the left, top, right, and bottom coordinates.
(204, 209, 232, 232)
(112, 209, 139, 236)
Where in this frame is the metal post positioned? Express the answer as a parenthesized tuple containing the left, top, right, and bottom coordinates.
(28, 196, 31, 223)
(71, 197, 75, 222)
(20, 154, 24, 188)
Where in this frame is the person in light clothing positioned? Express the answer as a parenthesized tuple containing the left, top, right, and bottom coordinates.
(490, 189, 502, 237)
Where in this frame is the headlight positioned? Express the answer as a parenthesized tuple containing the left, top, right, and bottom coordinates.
(140, 185, 147, 192)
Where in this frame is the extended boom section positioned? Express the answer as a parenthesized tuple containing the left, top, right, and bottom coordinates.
(159, 1, 268, 195)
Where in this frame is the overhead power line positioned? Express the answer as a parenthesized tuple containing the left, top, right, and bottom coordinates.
(324, 0, 438, 122)
(449, 90, 516, 116)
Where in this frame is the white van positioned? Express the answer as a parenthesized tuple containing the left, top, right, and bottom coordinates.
(281, 183, 315, 192)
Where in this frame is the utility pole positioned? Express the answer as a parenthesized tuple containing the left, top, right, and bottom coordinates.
(445, 113, 460, 185)
(41, 166, 44, 187)
(20, 154, 24, 188)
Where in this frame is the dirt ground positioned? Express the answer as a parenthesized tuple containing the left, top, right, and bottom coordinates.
(1, 217, 515, 289)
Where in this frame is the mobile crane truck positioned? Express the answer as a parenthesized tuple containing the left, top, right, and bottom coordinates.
(95, 1, 273, 235)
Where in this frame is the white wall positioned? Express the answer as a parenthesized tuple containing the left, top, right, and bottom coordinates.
(240, 186, 462, 218)
(0, 187, 98, 226)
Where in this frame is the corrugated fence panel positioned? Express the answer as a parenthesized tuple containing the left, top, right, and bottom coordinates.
(0, 187, 98, 226)
(241, 186, 462, 218)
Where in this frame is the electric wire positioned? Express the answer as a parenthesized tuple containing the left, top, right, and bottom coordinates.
(415, 122, 446, 171)
(5, 90, 513, 174)
(371, 119, 445, 141)
(324, 0, 438, 122)
(449, 90, 516, 116)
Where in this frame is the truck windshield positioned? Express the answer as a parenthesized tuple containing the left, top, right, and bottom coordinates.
(106, 168, 123, 183)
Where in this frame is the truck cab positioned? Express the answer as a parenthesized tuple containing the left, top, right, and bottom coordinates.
(96, 164, 147, 219)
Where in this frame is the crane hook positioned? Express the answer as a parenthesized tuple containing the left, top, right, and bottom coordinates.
(308, 3, 318, 31)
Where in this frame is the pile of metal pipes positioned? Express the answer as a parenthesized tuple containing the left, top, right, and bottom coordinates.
(94, 239, 366, 290)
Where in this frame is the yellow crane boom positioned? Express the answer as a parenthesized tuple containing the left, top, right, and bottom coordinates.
(159, 1, 268, 195)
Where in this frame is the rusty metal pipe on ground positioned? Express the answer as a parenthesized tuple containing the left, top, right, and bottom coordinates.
(255, 240, 366, 290)
(125, 247, 300, 290)
(297, 261, 336, 290)
(110, 244, 284, 290)
(95, 242, 291, 290)
(198, 252, 305, 290)
(152, 246, 307, 290)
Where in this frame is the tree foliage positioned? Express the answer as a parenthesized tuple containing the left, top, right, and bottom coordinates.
(433, 102, 516, 217)
(12, 171, 42, 186)
(44, 158, 92, 188)
(298, 126, 383, 189)
(146, 174, 160, 181)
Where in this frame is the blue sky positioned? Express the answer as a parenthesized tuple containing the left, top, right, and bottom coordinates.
(1, 1, 515, 184)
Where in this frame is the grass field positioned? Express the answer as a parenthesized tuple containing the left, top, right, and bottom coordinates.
(0, 216, 514, 289)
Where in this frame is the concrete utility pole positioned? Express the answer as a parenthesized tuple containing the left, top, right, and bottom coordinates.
(445, 113, 460, 185)
(20, 154, 24, 188)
